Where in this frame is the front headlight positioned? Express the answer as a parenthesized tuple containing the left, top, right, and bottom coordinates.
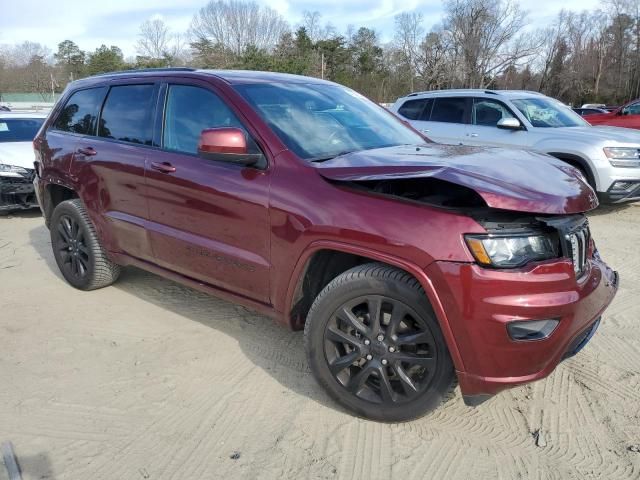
(465, 233, 559, 268)
(0, 164, 29, 175)
(603, 147, 640, 167)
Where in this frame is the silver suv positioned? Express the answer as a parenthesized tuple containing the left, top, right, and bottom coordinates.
(391, 90, 640, 203)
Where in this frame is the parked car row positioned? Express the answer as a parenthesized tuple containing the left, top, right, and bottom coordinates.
(28, 69, 619, 421)
(392, 89, 640, 203)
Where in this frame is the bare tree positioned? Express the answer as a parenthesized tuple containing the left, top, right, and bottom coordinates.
(443, 0, 540, 88)
(190, 0, 289, 56)
(7, 41, 51, 67)
(137, 19, 172, 60)
(393, 12, 424, 92)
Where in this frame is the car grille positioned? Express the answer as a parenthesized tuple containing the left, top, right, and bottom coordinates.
(565, 223, 590, 277)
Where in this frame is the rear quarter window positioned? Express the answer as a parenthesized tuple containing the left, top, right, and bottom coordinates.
(52, 87, 107, 135)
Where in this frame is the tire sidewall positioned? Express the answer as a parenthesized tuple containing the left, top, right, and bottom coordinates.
(50, 201, 97, 290)
(305, 270, 454, 422)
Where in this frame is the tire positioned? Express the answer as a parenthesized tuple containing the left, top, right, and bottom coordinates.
(50, 199, 121, 290)
(304, 263, 456, 422)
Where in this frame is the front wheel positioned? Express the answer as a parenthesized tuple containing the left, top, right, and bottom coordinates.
(304, 263, 456, 422)
(50, 199, 121, 290)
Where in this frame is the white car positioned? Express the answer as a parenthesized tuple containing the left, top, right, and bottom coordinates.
(0, 112, 46, 213)
(391, 90, 640, 204)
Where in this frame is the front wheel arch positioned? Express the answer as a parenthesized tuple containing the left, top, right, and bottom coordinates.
(547, 152, 597, 190)
(284, 241, 466, 374)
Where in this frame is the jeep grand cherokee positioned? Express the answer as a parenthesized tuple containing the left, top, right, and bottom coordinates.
(33, 69, 618, 421)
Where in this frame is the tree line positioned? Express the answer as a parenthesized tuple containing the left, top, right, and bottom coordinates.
(1, 0, 640, 106)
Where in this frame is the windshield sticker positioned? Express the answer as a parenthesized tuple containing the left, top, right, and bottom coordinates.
(0, 123, 8, 132)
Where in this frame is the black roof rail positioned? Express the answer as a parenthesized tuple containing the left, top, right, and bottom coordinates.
(484, 90, 498, 95)
(93, 67, 197, 77)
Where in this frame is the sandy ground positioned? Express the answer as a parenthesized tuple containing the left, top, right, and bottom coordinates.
(0, 205, 639, 480)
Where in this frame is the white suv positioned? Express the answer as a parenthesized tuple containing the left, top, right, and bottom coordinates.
(391, 90, 640, 204)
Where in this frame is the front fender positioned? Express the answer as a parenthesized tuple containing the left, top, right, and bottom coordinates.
(283, 239, 467, 373)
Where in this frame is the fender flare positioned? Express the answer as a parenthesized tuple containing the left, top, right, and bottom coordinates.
(284, 240, 466, 372)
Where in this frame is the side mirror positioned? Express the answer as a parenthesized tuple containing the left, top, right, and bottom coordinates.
(497, 118, 523, 130)
(198, 127, 262, 166)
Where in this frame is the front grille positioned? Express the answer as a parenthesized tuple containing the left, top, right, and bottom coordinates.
(565, 223, 590, 277)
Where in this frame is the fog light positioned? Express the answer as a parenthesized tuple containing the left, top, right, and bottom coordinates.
(610, 181, 638, 192)
(507, 319, 559, 341)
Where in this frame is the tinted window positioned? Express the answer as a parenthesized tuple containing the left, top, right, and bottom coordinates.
(430, 97, 467, 123)
(53, 87, 106, 135)
(398, 99, 432, 120)
(163, 85, 243, 154)
(99, 85, 156, 145)
(473, 99, 516, 126)
(0, 118, 44, 142)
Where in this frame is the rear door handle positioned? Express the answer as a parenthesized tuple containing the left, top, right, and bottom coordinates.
(469, 133, 479, 138)
(420, 129, 430, 133)
(150, 161, 176, 174)
(77, 147, 97, 156)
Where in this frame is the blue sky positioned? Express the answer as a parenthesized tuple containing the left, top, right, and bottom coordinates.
(0, 0, 603, 58)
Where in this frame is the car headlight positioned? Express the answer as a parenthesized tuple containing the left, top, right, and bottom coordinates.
(603, 147, 640, 167)
(0, 163, 29, 174)
(465, 233, 559, 268)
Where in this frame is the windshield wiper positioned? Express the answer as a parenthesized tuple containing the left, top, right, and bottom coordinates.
(308, 144, 412, 163)
(308, 150, 357, 163)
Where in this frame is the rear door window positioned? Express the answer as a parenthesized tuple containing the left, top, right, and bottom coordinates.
(99, 85, 156, 145)
(53, 87, 107, 135)
(430, 97, 468, 124)
(398, 99, 433, 120)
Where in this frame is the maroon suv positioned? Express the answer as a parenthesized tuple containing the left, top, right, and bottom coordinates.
(33, 69, 618, 421)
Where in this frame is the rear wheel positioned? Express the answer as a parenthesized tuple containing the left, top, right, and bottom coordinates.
(50, 199, 121, 290)
(304, 263, 456, 422)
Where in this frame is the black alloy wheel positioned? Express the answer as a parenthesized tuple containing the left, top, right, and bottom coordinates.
(56, 214, 90, 280)
(324, 295, 437, 405)
(50, 199, 121, 290)
(305, 263, 456, 422)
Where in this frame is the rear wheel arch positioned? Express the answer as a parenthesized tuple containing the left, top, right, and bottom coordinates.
(43, 183, 78, 227)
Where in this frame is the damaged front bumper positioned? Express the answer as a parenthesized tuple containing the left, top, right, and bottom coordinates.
(0, 169, 39, 212)
(426, 254, 619, 406)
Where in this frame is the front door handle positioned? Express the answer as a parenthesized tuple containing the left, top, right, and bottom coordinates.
(150, 161, 176, 174)
(77, 147, 97, 156)
(420, 129, 430, 133)
(469, 133, 479, 138)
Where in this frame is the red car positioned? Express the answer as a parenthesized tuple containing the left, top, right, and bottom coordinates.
(586, 99, 640, 129)
(33, 69, 618, 421)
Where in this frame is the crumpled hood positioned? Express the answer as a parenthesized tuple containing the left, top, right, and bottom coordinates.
(314, 144, 599, 214)
(0, 141, 36, 169)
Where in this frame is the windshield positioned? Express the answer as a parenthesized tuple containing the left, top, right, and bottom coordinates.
(511, 97, 588, 128)
(0, 118, 44, 142)
(234, 83, 425, 160)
